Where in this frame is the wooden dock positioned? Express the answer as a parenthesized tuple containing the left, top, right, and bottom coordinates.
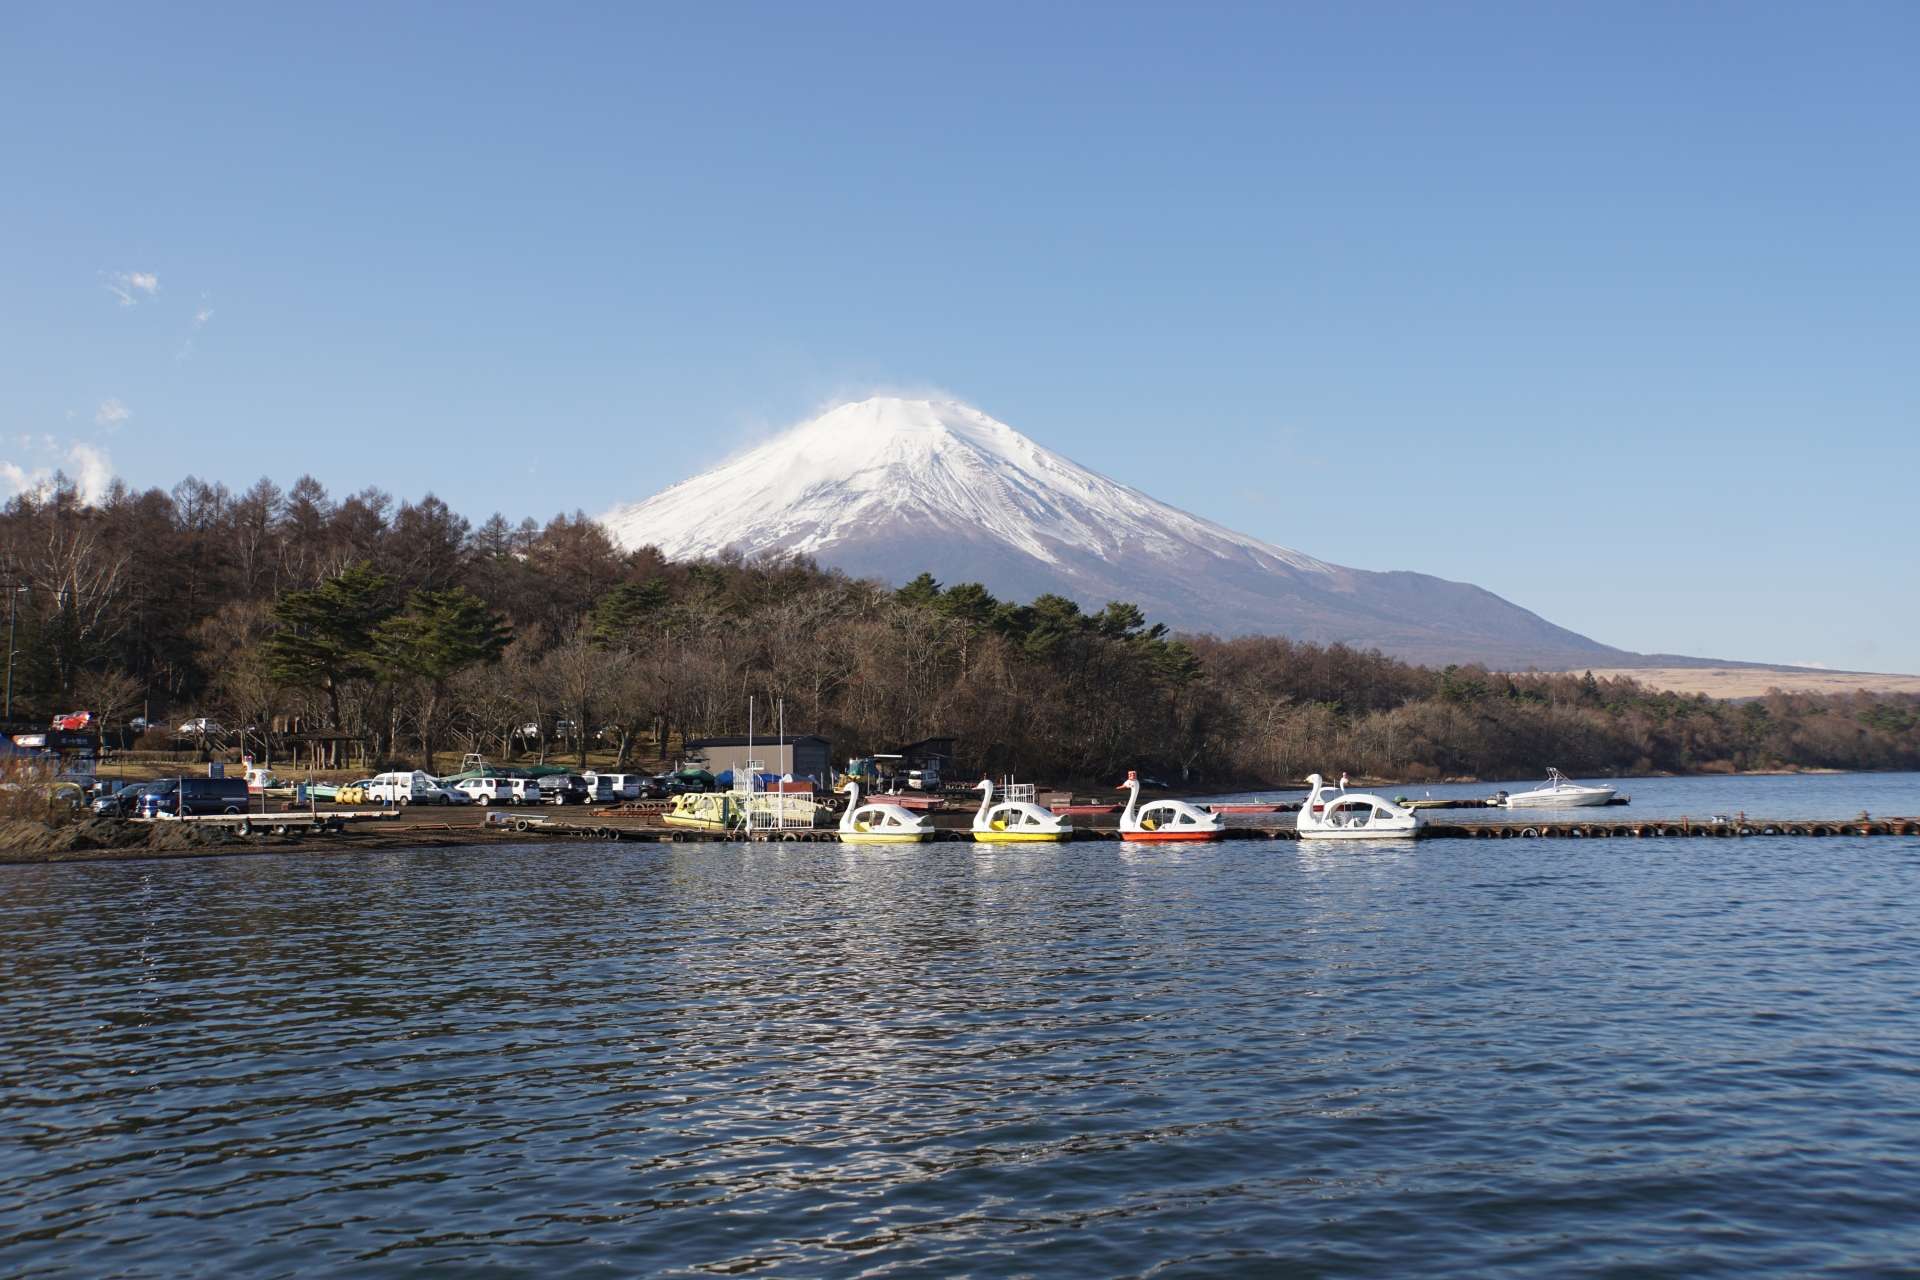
(477, 811, 1919, 843)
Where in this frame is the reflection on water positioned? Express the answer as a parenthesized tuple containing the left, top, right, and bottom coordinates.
(4, 788, 1920, 1276)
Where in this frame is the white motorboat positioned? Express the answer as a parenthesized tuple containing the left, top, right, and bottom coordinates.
(1295, 773, 1421, 840)
(1502, 768, 1616, 809)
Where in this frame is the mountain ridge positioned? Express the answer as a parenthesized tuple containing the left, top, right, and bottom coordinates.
(600, 397, 1633, 668)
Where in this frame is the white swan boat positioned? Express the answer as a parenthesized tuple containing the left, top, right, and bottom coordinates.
(1116, 771, 1223, 842)
(837, 780, 934, 844)
(1295, 773, 1421, 840)
(971, 778, 1072, 843)
(1502, 768, 1616, 809)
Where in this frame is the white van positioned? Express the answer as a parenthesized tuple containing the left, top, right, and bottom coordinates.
(454, 777, 540, 806)
(583, 772, 643, 802)
(366, 771, 463, 805)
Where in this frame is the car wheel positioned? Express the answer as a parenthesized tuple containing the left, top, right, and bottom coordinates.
(477, 795, 491, 806)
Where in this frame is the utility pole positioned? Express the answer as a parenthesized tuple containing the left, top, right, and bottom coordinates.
(3, 557, 22, 724)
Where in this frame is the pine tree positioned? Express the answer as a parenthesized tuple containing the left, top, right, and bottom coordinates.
(261, 564, 394, 729)
(374, 587, 511, 766)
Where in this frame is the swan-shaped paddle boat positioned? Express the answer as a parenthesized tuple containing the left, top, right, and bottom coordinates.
(1295, 772, 1422, 840)
(971, 778, 1073, 843)
(837, 780, 934, 844)
(1116, 771, 1223, 842)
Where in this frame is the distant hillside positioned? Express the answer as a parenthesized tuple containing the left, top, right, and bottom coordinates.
(1569, 667, 1920, 699)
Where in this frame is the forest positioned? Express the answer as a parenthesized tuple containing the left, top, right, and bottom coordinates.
(3, 473, 1917, 785)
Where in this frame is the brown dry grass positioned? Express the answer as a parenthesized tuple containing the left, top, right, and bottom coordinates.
(1566, 667, 1920, 699)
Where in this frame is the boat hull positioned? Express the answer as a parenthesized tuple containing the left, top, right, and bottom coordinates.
(1504, 791, 1614, 809)
(972, 830, 1069, 843)
(839, 830, 933, 844)
(1296, 826, 1420, 840)
(1120, 829, 1222, 842)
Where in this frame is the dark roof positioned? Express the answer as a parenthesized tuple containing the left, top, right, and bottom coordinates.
(687, 735, 829, 748)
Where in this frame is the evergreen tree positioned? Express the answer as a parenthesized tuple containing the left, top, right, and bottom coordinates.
(261, 564, 394, 729)
(374, 587, 511, 765)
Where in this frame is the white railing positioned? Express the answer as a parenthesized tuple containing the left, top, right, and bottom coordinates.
(742, 791, 817, 831)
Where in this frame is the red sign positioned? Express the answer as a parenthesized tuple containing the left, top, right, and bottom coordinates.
(51, 711, 92, 732)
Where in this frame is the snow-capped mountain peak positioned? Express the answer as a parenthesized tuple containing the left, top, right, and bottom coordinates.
(602, 396, 1333, 575)
(599, 396, 1624, 667)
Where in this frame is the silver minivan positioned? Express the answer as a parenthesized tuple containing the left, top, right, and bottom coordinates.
(584, 771, 643, 802)
(454, 777, 540, 806)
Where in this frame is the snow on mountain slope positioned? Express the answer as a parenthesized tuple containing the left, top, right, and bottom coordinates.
(600, 397, 1628, 668)
(603, 398, 1333, 574)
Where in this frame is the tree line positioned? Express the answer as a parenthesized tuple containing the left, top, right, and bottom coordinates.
(3, 473, 1916, 783)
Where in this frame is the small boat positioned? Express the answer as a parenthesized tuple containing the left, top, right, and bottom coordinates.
(1503, 768, 1616, 809)
(663, 792, 743, 831)
(971, 778, 1072, 843)
(1116, 771, 1223, 842)
(837, 781, 934, 844)
(1295, 773, 1421, 840)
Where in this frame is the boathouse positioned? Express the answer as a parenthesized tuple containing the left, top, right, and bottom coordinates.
(685, 734, 831, 785)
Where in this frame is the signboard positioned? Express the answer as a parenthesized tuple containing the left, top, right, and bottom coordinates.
(11, 733, 46, 748)
(51, 711, 93, 732)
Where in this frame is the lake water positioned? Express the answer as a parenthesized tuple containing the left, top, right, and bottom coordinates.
(4, 773, 1919, 1277)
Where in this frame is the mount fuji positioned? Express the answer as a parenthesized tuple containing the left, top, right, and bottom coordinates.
(600, 397, 1629, 668)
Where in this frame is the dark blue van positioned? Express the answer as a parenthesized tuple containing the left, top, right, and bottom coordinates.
(137, 777, 252, 818)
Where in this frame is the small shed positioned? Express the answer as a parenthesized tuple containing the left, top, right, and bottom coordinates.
(686, 735, 831, 786)
(898, 736, 957, 775)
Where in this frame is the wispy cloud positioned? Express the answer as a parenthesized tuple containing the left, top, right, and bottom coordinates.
(94, 398, 131, 427)
(66, 444, 114, 504)
(1, 442, 116, 506)
(103, 269, 160, 307)
(177, 300, 214, 361)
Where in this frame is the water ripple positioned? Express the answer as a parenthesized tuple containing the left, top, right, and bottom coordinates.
(4, 831, 1920, 1277)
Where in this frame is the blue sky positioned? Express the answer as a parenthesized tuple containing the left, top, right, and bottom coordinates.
(3, 3, 1916, 670)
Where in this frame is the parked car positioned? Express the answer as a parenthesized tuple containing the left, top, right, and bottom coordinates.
(138, 776, 251, 818)
(91, 781, 162, 817)
(364, 771, 463, 805)
(584, 772, 644, 802)
(176, 717, 223, 735)
(453, 777, 540, 806)
(538, 775, 590, 805)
